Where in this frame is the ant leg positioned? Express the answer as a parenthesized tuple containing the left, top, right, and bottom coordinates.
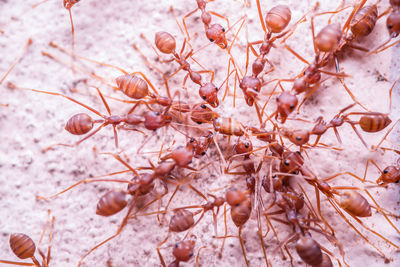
(255, 0, 267, 34)
(77, 197, 138, 267)
(208, 11, 230, 29)
(42, 122, 107, 152)
(348, 123, 369, 149)
(338, 78, 369, 111)
(363, 190, 400, 234)
(323, 168, 375, 184)
(36, 177, 134, 200)
(182, 8, 199, 41)
(256, 208, 270, 267)
(311, 183, 336, 235)
(218, 205, 228, 258)
(0, 260, 35, 266)
(19, 86, 103, 116)
(67, 8, 75, 72)
(238, 227, 250, 267)
(327, 198, 388, 260)
(0, 38, 32, 85)
(374, 118, 400, 150)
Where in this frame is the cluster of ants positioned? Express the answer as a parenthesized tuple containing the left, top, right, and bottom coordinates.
(1, 0, 400, 266)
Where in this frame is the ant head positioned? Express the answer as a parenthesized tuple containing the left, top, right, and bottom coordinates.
(206, 24, 227, 49)
(155, 31, 176, 54)
(235, 135, 253, 154)
(265, 5, 292, 33)
(387, 11, 400, 37)
(240, 76, 261, 105)
(172, 236, 196, 262)
(276, 92, 298, 120)
(199, 82, 219, 108)
(377, 166, 399, 184)
(289, 129, 310, 146)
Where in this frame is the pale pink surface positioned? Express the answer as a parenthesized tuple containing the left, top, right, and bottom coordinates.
(0, 0, 399, 266)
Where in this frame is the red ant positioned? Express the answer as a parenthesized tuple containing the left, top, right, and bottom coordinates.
(14, 84, 172, 150)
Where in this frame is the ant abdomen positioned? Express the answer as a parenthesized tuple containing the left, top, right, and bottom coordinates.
(96, 190, 128, 217)
(213, 117, 244, 136)
(295, 235, 323, 266)
(116, 74, 149, 99)
(265, 5, 291, 33)
(65, 113, 94, 135)
(9, 233, 36, 259)
(314, 253, 334, 267)
(350, 5, 378, 37)
(230, 198, 251, 227)
(340, 191, 371, 217)
(169, 210, 195, 232)
(359, 114, 391, 132)
(315, 23, 341, 52)
(155, 31, 176, 54)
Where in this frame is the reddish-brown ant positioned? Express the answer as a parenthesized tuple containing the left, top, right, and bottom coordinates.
(15, 84, 173, 149)
(183, 0, 230, 49)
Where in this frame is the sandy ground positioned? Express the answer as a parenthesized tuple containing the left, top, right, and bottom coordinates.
(0, 0, 399, 266)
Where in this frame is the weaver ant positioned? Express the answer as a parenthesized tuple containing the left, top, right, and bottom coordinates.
(14, 84, 172, 150)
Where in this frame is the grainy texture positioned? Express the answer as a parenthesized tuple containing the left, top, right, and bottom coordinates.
(0, 0, 399, 266)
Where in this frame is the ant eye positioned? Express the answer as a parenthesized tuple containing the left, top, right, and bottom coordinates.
(201, 151, 206, 155)
(190, 252, 194, 257)
(215, 87, 218, 91)
(190, 138, 195, 143)
(196, 121, 202, 124)
(296, 136, 302, 141)
(272, 175, 276, 178)
(245, 142, 249, 148)
(201, 104, 206, 109)
(290, 104, 295, 109)
(383, 169, 388, 174)
(303, 71, 306, 75)
(222, 28, 225, 32)
(209, 38, 214, 42)
(284, 160, 290, 166)
(202, 95, 207, 100)
(388, 25, 393, 29)
(175, 243, 179, 248)
(155, 111, 160, 116)
(396, 179, 400, 183)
